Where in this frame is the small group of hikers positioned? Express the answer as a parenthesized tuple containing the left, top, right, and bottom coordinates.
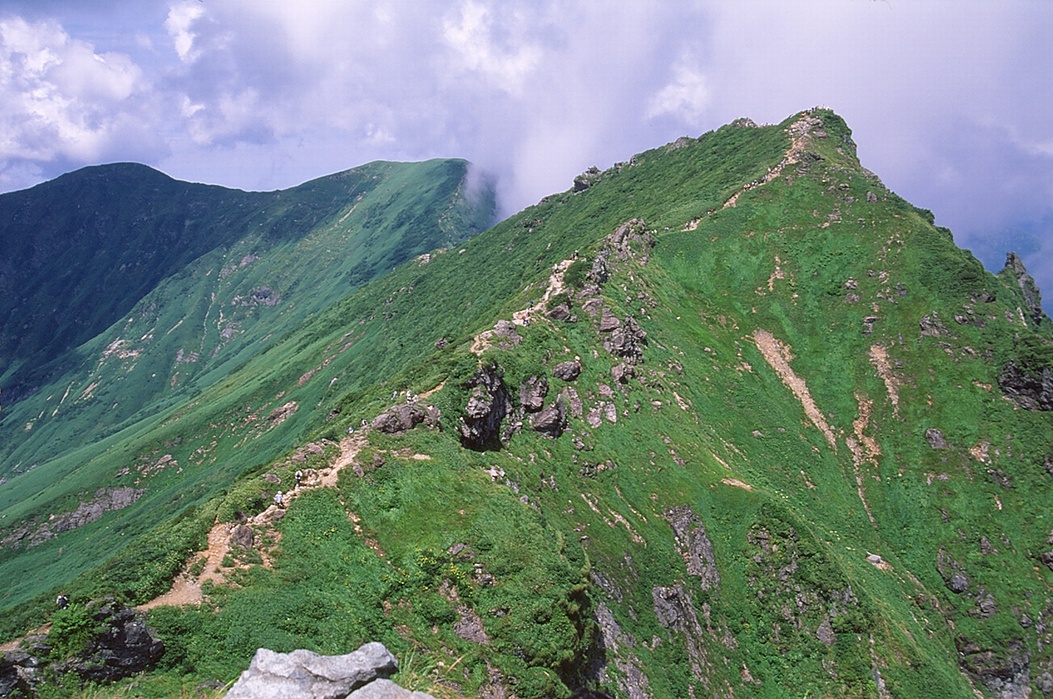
(272, 469, 304, 508)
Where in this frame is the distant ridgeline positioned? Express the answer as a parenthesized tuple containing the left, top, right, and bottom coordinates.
(1, 109, 1052, 699)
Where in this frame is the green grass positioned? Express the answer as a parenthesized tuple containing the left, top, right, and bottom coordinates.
(2, 109, 1052, 698)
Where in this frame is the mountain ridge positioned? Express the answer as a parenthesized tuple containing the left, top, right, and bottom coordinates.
(1, 108, 1052, 698)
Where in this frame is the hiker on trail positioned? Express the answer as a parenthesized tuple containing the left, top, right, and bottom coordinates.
(295, 470, 303, 488)
(274, 491, 284, 508)
(56, 593, 69, 609)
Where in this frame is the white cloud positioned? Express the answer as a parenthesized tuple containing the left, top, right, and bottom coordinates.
(165, 1, 204, 63)
(0, 16, 156, 167)
(442, 1, 542, 97)
(646, 58, 710, 126)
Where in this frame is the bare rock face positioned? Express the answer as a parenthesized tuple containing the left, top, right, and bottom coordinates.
(519, 375, 548, 413)
(663, 506, 720, 591)
(604, 317, 647, 364)
(53, 599, 164, 684)
(1002, 251, 1045, 326)
(491, 320, 522, 349)
(372, 404, 426, 434)
(919, 311, 950, 338)
(957, 637, 1031, 699)
(547, 304, 573, 322)
(650, 583, 710, 683)
(347, 678, 438, 698)
(937, 548, 969, 594)
(610, 363, 634, 384)
(459, 365, 511, 450)
(0, 650, 40, 697)
(925, 428, 949, 449)
(230, 523, 255, 548)
(587, 219, 655, 287)
(587, 602, 652, 699)
(1, 487, 146, 550)
(999, 362, 1053, 411)
(226, 643, 428, 699)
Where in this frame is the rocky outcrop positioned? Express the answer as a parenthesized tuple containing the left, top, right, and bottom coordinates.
(603, 316, 647, 364)
(919, 311, 950, 338)
(491, 320, 522, 349)
(587, 219, 656, 286)
(230, 523, 255, 548)
(226, 643, 434, 699)
(1, 649, 40, 697)
(587, 602, 652, 699)
(1002, 252, 1045, 326)
(610, 363, 633, 384)
(651, 584, 711, 686)
(519, 375, 548, 412)
(998, 362, 1053, 411)
(553, 360, 582, 382)
(937, 548, 970, 594)
(957, 637, 1031, 699)
(38, 599, 165, 685)
(925, 428, 949, 449)
(529, 398, 567, 439)
(1, 487, 146, 550)
(459, 365, 511, 450)
(663, 506, 720, 591)
(372, 404, 427, 434)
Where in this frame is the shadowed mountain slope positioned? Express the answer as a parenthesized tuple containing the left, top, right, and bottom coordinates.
(0, 158, 495, 471)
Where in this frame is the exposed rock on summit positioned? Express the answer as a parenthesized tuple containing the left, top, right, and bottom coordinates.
(1002, 252, 1045, 326)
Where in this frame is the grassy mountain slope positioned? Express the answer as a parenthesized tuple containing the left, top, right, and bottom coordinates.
(0, 158, 494, 474)
(3, 110, 1053, 699)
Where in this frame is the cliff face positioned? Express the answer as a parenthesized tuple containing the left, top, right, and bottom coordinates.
(1, 109, 1052, 699)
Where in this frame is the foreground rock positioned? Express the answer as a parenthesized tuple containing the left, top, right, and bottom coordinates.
(227, 643, 433, 699)
(2, 599, 164, 696)
(62, 599, 165, 683)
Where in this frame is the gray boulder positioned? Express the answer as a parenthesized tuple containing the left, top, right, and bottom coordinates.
(1, 650, 40, 698)
(230, 524, 255, 548)
(552, 360, 582, 382)
(372, 405, 426, 434)
(226, 643, 398, 699)
(519, 375, 548, 413)
(529, 399, 567, 439)
(346, 678, 436, 698)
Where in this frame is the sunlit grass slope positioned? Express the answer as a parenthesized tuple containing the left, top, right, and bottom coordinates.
(2, 110, 1052, 699)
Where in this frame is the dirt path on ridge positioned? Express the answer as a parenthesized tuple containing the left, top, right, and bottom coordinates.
(137, 436, 367, 611)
